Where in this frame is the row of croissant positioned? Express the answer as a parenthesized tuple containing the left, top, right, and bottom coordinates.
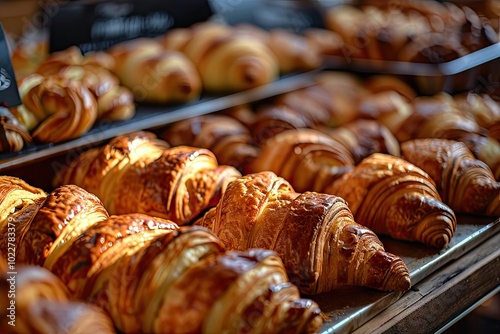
(2, 20, 325, 152)
(321, 1, 499, 63)
(1, 73, 499, 333)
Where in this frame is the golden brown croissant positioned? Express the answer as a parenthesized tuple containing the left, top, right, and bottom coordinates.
(245, 128, 355, 193)
(264, 29, 322, 73)
(401, 139, 500, 216)
(455, 92, 500, 142)
(395, 93, 500, 180)
(54, 131, 242, 225)
(161, 22, 279, 93)
(195, 171, 411, 294)
(325, 153, 457, 248)
(0, 265, 117, 334)
(0, 176, 47, 260)
(107, 38, 202, 104)
(34, 47, 136, 122)
(161, 115, 259, 171)
(0, 176, 323, 333)
(15, 73, 98, 143)
(320, 119, 401, 164)
(17, 184, 109, 266)
(0, 108, 31, 152)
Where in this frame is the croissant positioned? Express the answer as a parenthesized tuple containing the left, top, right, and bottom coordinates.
(357, 90, 413, 136)
(396, 93, 500, 180)
(304, 28, 345, 57)
(15, 73, 98, 143)
(325, 153, 457, 248)
(0, 176, 46, 260)
(107, 38, 202, 104)
(275, 84, 360, 128)
(245, 128, 355, 193)
(320, 119, 401, 164)
(264, 29, 322, 73)
(250, 104, 316, 146)
(161, 115, 259, 171)
(0, 176, 323, 333)
(195, 171, 411, 294)
(161, 22, 279, 93)
(454, 92, 500, 142)
(0, 264, 116, 334)
(54, 131, 242, 225)
(0, 108, 31, 152)
(35, 47, 136, 121)
(401, 139, 500, 216)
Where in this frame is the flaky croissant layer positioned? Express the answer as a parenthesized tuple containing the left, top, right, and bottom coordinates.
(0, 175, 323, 333)
(196, 171, 411, 295)
(325, 153, 457, 249)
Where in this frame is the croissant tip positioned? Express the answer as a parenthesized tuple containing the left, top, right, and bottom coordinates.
(179, 82, 193, 95)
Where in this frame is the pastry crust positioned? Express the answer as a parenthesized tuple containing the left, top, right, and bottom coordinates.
(325, 153, 457, 248)
(196, 171, 411, 294)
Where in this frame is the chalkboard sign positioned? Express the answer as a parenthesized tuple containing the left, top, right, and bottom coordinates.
(0, 24, 21, 108)
(49, 0, 214, 53)
(210, 0, 326, 32)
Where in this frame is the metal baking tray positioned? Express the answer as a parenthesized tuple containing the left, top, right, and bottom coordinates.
(0, 70, 319, 172)
(323, 42, 500, 95)
(315, 215, 500, 334)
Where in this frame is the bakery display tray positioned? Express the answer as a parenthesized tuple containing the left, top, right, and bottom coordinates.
(0, 70, 319, 172)
(323, 42, 500, 95)
(315, 215, 500, 334)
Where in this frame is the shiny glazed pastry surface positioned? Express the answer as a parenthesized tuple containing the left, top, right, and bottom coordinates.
(196, 171, 411, 294)
(0, 175, 323, 333)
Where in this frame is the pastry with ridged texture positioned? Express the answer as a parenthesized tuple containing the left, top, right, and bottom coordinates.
(0, 176, 47, 260)
(320, 119, 401, 164)
(54, 131, 242, 225)
(161, 22, 279, 93)
(325, 153, 457, 248)
(34, 46, 136, 122)
(15, 73, 98, 143)
(401, 139, 500, 216)
(0, 107, 31, 152)
(395, 93, 500, 180)
(107, 38, 202, 104)
(0, 176, 323, 333)
(0, 264, 116, 334)
(196, 171, 411, 294)
(245, 128, 355, 193)
(162, 114, 259, 171)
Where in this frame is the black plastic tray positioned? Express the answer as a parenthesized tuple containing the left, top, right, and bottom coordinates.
(323, 42, 500, 95)
(0, 70, 319, 172)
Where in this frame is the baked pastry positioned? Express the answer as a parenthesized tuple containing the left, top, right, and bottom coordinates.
(195, 171, 411, 294)
(265, 29, 322, 73)
(17, 184, 109, 266)
(35, 47, 136, 121)
(245, 128, 355, 193)
(0, 176, 47, 260)
(54, 132, 242, 225)
(325, 153, 457, 248)
(107, 38, 202, 104)
(401, 139, 500, 216)
(0, 265, 116, 334)
(15, 73, 98, 143)
(320, 119, 401, 164)
(0, 108, 31, 152)
(0, 176, 323, 333)
(161, 22, 279, 93)
(396, 93, 500, 180)
(161, 115, 259, 171)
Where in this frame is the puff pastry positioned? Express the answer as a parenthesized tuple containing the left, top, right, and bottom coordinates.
(325, 153, 457, 248)
(196, 171, 411, 294)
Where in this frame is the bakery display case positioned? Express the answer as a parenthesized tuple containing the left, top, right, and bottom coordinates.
(1, 0, 499, 333)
